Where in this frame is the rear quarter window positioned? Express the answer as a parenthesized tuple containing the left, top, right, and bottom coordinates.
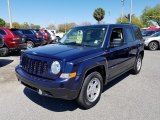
(133, 26, 143, 40)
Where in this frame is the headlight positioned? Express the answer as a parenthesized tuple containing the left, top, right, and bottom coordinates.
(51, 61, 61, 74)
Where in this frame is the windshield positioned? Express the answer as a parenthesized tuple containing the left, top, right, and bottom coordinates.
(59, 26, 107, 47)
(151, 31, 160, 37)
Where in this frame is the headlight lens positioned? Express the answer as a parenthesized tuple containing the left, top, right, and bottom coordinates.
(51, 61, 61, 74)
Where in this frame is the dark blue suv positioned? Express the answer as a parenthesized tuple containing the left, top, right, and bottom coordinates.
(16, 24, 144, 109)
(18, 29, 44, 49)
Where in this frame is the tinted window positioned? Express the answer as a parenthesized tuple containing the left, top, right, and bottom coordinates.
(133, 26, 143, 39)
(124, 27, 134, 43)
(0, 30, 7, 35)
(10, 29, 23, 36)
(22, 30, 33, 34)
(142, 30, 155, 36)
(151, 32, 160, 37)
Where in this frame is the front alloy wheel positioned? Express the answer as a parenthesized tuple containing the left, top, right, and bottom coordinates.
(87, 78, 101, 102)
(77, 72, 103, 109)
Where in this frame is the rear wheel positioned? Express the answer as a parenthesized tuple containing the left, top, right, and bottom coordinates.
(27, 41, 34, 49)
(130, 55, 142, 74)
(77, 72, 103, 109)
(148, 41, 159, 50)
(1, 47, 9, 56)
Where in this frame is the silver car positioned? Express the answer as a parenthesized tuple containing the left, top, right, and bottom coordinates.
(144, 31, 160, 50)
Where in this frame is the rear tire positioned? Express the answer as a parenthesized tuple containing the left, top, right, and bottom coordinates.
(27, 41, 35, 49)
(77, 72, 103, 109)
(148, 41, 159, 51)
(130, 55, 142, 74)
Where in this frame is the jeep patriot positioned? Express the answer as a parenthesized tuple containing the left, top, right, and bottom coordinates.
(16, 24, 144, 109)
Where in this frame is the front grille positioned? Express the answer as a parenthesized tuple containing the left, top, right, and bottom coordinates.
(21, 56, 48, 76)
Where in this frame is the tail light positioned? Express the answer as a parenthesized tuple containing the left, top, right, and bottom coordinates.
(36, 33, 41, 38)
(13, 37, 21, 40)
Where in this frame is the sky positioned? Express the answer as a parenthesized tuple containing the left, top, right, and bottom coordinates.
(0, 0, 159, 27)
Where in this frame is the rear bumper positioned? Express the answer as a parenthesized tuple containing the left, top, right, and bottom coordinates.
(9, 42, 27, 51)
(15, 66, 81, 100)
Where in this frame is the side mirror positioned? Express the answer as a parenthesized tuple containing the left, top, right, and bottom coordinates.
(110, 38, 123, 48)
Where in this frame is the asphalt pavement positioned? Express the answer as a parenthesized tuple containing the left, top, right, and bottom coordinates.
(0, 51, 160, 120)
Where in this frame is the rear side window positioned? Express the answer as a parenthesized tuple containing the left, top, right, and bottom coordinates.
(0, 30, 7, 35)
(124, 27, 135, 43)
(22, 30, 33, 35)
(10, 29, 23, 36)
(133, 26, 143, 40)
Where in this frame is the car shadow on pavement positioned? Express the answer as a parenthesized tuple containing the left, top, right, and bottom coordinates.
(23, 88, 79, 112)
(23, 72, 130, 112)
(103, 72, 130, 92)
(0, 59, 14, 67)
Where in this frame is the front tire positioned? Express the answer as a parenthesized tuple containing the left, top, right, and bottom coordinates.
(131, 55, 142, 74)
(77, 72, 103, 109)
(148, 41, 159, 50)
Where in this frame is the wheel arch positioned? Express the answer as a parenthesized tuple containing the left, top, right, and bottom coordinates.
(78, 57, 109, 89)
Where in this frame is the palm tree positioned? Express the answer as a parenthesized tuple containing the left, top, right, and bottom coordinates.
(93, 8, 105, 24)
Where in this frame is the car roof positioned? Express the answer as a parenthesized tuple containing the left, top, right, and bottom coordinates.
(74, 23, 138, 29)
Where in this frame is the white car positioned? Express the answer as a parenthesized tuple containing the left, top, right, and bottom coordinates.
(46, 30, 57, 41)
(144, 31, 160, 50)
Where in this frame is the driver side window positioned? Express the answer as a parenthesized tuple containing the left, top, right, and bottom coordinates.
(109, 28, 124, 48)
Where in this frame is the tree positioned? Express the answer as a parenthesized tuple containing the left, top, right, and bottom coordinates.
(58, 23, 76, 33)
(116, 15, 144, 28)
(12, 22, 20, 28)
(81, 22, 91, 26)
(30, 23, 40, 29)
(93, 8, 105, 24)
(20, 22, 29, 28)
(141, 5, 160, 27)
(46, 24, 56, 30)
(5, 22, 10, 27)
(0, 18, 5, 27)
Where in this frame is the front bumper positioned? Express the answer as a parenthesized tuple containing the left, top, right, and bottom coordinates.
(15, 66, 81, 100)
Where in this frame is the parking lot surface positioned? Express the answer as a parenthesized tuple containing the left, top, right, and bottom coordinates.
(0, 51, 160, 120)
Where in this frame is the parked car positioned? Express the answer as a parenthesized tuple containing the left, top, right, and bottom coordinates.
(40, 29, 51, 44)
(0, 35, 5, 55)
(0, 28, 27, 56)
(18, 29, 44, 49)
(16, 24, 144, 109)
(46, 29, 57, 42)
(144, 31, 160, 50)
(142, 30, 157, 37)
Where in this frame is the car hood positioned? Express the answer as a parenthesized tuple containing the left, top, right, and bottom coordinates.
(25, 44, 103, 61)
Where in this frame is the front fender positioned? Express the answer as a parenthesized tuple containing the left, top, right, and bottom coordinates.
(76, 56, 109, 86)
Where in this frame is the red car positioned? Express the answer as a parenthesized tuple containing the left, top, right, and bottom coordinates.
(0, 28, 27, 56)
(40, 29, 51, 44)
